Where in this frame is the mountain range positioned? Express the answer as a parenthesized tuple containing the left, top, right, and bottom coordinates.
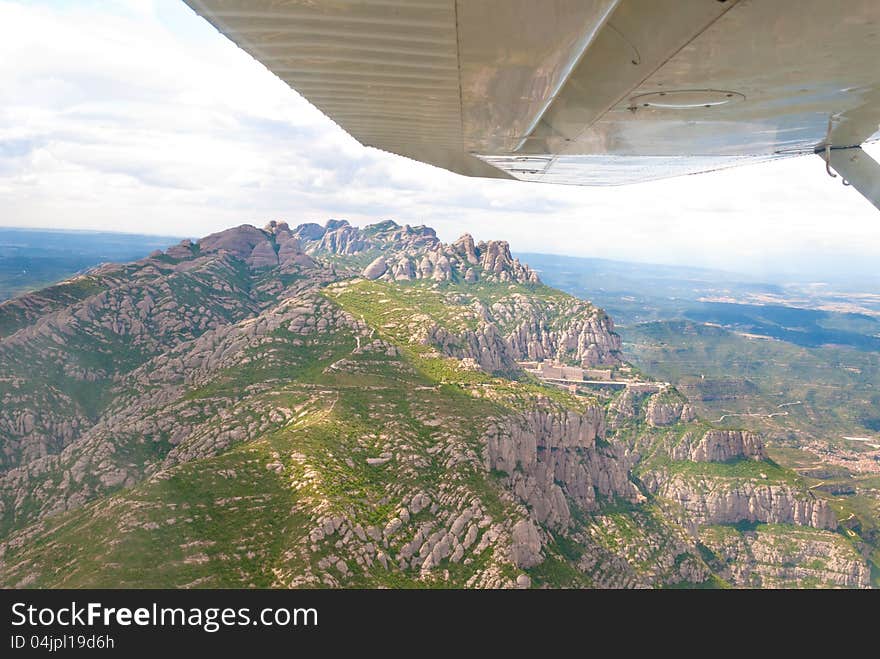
(0, 220, 872, 588)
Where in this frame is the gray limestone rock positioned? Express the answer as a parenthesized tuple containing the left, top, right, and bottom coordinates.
(362, 257, 388, 280)
(510, 520, 542, 568)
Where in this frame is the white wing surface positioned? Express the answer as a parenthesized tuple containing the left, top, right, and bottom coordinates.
(184, 0, 880, 188)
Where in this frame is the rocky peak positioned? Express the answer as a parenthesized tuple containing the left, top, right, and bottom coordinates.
(477, 240, 509, 272)
(294, 219, 368, 256)
(645, 391, 696, 427)
(690, 430, 767, 463)
(325, 219, 350, 231)
(362, 256, 388, 280)
(476, 240, 538, 283)
(163, 223, 312, 270)
(362, 220, 440, 252)
(291, 222, 326, 241)
(452, 233, 479, 265)
(364, 219, 399, 233)
(263, 220, 292, 237)
(286, 219, 540, 285)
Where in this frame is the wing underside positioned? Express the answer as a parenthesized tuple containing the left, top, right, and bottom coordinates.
(184, 0, 880, 185)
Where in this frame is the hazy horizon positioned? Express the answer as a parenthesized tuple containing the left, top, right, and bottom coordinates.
(2, 0, 879, 285)
(3, 221, 879, 291)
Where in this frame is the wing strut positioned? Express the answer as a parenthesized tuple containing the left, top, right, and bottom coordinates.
(822, 147, 880, 212)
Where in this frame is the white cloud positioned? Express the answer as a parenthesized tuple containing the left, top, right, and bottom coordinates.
(0, 0, 878, 282)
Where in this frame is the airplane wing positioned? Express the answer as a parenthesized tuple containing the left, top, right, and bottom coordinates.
(183, 0, 880, 206)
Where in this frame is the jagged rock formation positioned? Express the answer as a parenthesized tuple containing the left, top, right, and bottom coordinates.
(699, 525, 872, 588)
(0, 219, 871, 589)
(296, 219, 539, 285)
(645, 392, 696, 427)
(645, 475, 837, 529)
(294, 218, 438, 257)
(496, 294, 621, 366)
(197, 221, 314, 269)
(636, 423, 832, 529)
(423, 323, 516, 373)
(678, 430, 767, 463)
(484, 401, 638, 528)
(607, 388, 643, 429)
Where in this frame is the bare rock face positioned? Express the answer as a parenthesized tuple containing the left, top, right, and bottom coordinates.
(197, 224, 291, 269)
(452, 233, 480, 265)
(291, 222, 326, 241)
(640, 424, 826, 532)
(552, 316, 621, 367)
(510, 520, 543, 568)
(700, 525, 871, 588)
(277, 237, 313, 266)
(0, 402, 86, 470)
(645, 393, 696, 427)
(294, 219, 440, 259)
(199, 225, 269, 261)
(197, 222, 318, 270)
(362, 257, 388, 280)
(646, 474, 837, 530)
(248, 240, 279, 268)
(320, 225, 367, 255)
(424, 323, 516, 373)
(692, 430, 766, 462)
(484, 402, 637, 529)
(672, 430, 767, 462)
(477, 240, 538, 283)
(414, 250, 454, 281)
(389, 256, 414, 280)
(681, 404, 696, 423)
(500, 296, 622, 367)
(293, 218, 366, 255)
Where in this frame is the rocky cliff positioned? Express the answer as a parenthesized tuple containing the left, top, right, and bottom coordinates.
(493, 293, 621, 366)
(422, 323, 516, 373)
(635, 423, 833, 530)
(484, 401, 638, 529)
(645, 391, 696, 427)
(699, 524, 871, 588)
(676, 429, 767, 463)
(645, 474, 837, 529)
(292, 219, 539, 285)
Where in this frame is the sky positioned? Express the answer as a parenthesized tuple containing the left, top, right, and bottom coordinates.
(1, 0, 879, 283)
